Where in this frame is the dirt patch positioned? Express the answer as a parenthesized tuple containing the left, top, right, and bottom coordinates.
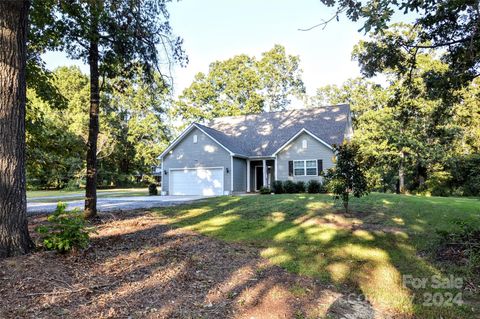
(435, 245, 469, 265)
(2, 210, 389, 319)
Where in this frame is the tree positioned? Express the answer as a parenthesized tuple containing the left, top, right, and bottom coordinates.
(257, 45, 305, 111)
(99, 70, 172, 185)
(175, 45, 304, 122)
(324, 143, 368, 213)
(32, 0, 186, 218)
(348, 26, 458, 193)
(314, 27, 471, 195)
(312, 0, 479, 87)
(308, 77, 389, 122)
(25, 66, 173, 190)
(0, 0, 34, 257)
(26, 66, 89, 189)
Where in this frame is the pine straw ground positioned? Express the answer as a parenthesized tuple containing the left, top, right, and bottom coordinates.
(0, 210, 377, 319)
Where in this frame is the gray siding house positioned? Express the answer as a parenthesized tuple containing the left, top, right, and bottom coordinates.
(158, 105, 352, 195)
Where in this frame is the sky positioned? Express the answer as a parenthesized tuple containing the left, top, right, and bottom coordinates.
(42, 0, 401, 97)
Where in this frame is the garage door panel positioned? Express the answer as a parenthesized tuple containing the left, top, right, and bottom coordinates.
(170, 168, 223, 195)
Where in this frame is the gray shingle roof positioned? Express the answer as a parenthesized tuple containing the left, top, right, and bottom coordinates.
(195, 104, 350, 157)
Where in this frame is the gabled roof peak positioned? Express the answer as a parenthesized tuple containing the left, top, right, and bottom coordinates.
(200, 104, 351, 157)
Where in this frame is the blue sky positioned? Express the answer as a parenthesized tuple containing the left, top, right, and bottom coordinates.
(42, 0, 409, 96)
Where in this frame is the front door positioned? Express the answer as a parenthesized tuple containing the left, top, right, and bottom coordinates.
(255, 166, 263, 191)
(255, 166, 272, 191)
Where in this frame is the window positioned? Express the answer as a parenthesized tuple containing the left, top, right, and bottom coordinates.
(306, 160, 317, 175)
(293, 160, 317, 176)
(294, 160, 305, 176)
(302, 139, 307, 149)
(193, 134, 198, 144)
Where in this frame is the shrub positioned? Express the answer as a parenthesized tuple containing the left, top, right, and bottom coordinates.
(283, 180, 297, 193)
(271, 180, 284, 194)
(296, 181, 306, 193)
(148, 183, 158, 195)
(35, 202, 92, 253)
(307, 180, 322, 193)
(259, 186, 271, 194)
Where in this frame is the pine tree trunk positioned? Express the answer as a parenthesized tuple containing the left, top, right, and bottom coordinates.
(0, 0, 34, 257)
(84, 11, 100, 219)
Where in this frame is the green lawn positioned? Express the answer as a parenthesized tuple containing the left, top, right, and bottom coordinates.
(27, 188, 148, 202)
(155, 193, 480, 318)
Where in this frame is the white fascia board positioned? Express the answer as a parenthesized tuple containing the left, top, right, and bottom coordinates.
(158, 123, 196, 159)
(193, 124, 235, 156)
(271, 128, 333, 156)
(158, 123, 236, 159)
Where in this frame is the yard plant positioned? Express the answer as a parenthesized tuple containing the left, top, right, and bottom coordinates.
(324, 142, 368, 212)
(36, 202, 92, 253)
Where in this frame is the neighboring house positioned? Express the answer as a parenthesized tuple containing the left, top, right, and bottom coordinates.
(158, 104, 353, 195)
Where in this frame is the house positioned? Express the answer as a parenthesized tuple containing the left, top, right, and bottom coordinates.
(158, 104, 353, 195)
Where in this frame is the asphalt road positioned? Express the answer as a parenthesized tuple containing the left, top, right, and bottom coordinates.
(27, 195, 207, 215)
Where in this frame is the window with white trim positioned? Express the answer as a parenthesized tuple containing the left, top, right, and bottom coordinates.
(193, 134, 198, 143)
(302, 139, 307, 149)
(293, 160, 317, 176)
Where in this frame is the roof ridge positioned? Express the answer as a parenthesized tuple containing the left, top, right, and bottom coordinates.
(208, 104, 350, 122)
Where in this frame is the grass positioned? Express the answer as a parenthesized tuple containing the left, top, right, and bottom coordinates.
(27, 188, 149, 202)
(155, 193, 480, 318)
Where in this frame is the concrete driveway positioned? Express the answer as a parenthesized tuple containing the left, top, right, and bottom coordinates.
(27, 195, 208, 215)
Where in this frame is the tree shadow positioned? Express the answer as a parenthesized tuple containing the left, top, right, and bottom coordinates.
(155, 193, 479, 318)
(4, 193, 478, 318)
(0, 209, 343, 318)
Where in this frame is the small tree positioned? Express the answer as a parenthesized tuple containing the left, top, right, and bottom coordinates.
(324, 142, 368, 213)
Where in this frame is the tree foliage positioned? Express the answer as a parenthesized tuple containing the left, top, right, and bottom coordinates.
(174, 45, 304, 122)
(317, 0, 479, 86)
(26, 66, 171, 189)
(324, 143, 368, 213)
(29, 0, 186, 217)
(316, 30, 480, 195)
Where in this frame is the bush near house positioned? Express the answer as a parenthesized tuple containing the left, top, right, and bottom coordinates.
(307, 180, 323, 193)
(295, 181, 306, 193)
(272, 180, 324, 194)
(283, 180, 298, 193)
(148, 183, 158, 195)
(271, 180, 284, 194)
(259, 186, 271, 194)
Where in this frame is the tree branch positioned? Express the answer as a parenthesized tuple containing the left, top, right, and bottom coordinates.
(298, 7, 347, 31)
(405, 37, 471, 49)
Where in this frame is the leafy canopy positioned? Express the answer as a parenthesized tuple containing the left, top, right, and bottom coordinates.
(30, 0, 187, 84)
(174, 45, 305, 122)
(26, 66, 172, 189)
(318, 0, 479, 86)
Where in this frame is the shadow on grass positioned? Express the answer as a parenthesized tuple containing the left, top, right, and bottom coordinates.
(3, 210, 350, 319)
(155, 193, 480, 318)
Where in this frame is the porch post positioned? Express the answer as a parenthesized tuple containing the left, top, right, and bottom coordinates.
(262, 159, 267, 188)
(246, 159, 250, 192)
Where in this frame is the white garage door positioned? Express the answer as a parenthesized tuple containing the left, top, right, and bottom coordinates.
(170, 168, 224, 196)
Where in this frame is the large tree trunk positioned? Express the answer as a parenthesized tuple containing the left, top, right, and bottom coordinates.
(0, 0, 34, 257)
(84, 11, 100, 219)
